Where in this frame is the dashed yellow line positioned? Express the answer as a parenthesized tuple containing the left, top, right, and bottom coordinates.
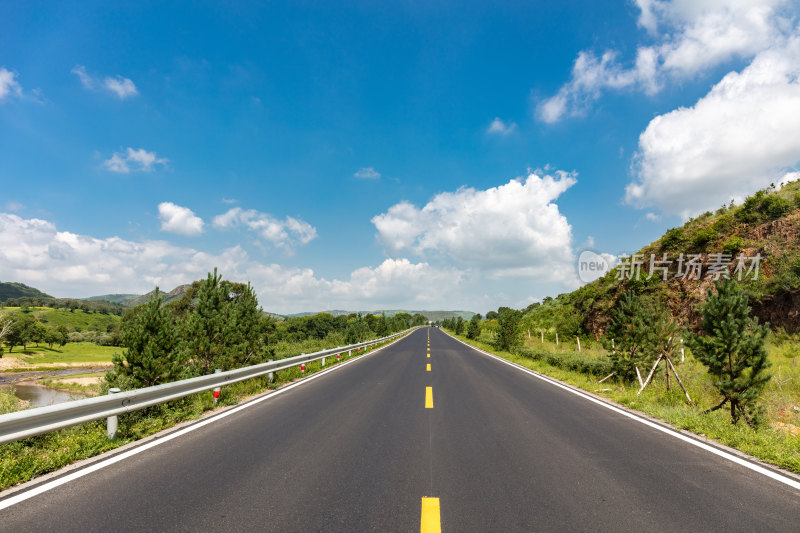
(425, 387, 433, 408)
(426, 363, 431, 372)
(427, 353, 430, 358)
(421, 497, 441, 533)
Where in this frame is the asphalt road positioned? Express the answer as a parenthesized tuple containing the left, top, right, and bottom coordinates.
(2, 327, 799, 532)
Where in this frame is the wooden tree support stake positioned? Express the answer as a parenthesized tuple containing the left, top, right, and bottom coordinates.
(666, 356, 694, 405)
(598, 370, 617, 384)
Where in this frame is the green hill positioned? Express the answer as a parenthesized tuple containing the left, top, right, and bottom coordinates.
(525, 179, 800, 337)
(127, 284, 192, 307)
(84, 294, 141, 305)
(0, 282, 52, 302)
(2, 307, 121, 333)
(284, 309, 475, 322)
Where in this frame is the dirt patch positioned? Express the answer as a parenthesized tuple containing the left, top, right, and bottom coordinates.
(0, 357, 29, 371)
(54, 377, 103, 387)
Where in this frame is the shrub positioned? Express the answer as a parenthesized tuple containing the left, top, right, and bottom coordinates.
(722, 235, 745, 255)
(661, 227, 687, 251)
(690, 226, 718, 250)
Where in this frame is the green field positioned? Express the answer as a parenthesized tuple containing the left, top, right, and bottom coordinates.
(11, 342, 117, 365)
(2, 307, 121, 333)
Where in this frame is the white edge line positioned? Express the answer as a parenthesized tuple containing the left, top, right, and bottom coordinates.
(446, 332, 800, 492)
(0, 331, 418, 511)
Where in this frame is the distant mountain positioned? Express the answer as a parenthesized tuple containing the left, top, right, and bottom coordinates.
(0, 281, 53, 302)
(127, 284, 192, 307)
(84, 294, 141, 305)
(283, 309, 475, 322)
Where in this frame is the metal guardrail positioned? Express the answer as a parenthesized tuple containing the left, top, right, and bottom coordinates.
(0, 328, 417, 445)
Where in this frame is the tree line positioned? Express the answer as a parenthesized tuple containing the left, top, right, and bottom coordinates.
(107, 269, 427, 390)
(0, 314, 69, 354)
(0, 296, 126, 316)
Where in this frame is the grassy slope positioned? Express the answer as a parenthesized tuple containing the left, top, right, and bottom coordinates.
(10, 342, 117, 365)
(0, 282, 52, 301)
(450, 329, 800, 474)
(527, 179, 800, 339)
(2, 308, 121, 333)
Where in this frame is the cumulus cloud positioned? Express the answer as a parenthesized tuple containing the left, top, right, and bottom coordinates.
(213, 207, 317, 251)
(354, 167, 381, 179)
(104, 148, 168, 173)
(0, 213, 463, 313)
(486, 117, 518, 135)
(626, 36, 800, 217)
(71, 65, 138, 99)
(158, 202, 204, 236)
(0, 68, 23, 101)
(372, 170, 578, 282)
(538, 0, 793, 122)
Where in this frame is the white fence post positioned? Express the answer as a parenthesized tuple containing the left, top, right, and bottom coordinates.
(107, 388, 120, 440)
(213, 369, 222, 405)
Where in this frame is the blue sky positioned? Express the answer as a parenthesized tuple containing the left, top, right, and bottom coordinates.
(2, 1, 800, 314)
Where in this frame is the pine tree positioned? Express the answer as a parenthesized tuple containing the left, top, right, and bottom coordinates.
(218, 282, 270, 369)
(107, 288, 183, 389)
(689, 280, 771, 426)
(466, 314, 482, 339)
(606, 291, 660, 382)
(496, 307, 522, 351)
(179, 269, 228, 376)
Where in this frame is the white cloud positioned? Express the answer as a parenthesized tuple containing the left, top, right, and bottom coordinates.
(0, 212, 464, 313)
(487, 117, 518, 135)
(372, 170, 578, 282)
(103, 76, 138, 99)
(72, 65, 138, 99)
(213, 207, 317, 251)
(158, 202, 204, 236)
(354, 167, 381, 179)
(71, 65, 93, 89)
(104, 148, 168, 173)
(221, 197, 238, 204)
(4, 201, 23, 212)
(538, 0, 793, 122)
(0, 68, 22, 101)
(626, 36, 800, 217)
(645, 212, 661, 221)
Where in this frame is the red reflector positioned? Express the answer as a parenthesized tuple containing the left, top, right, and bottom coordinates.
(213, 391, 220, 398)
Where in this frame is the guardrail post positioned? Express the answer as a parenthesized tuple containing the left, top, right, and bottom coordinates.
(322, 356, 325, 367)
(268, 359, 274, 382)
(213, 369, 222, 405)
(107, 388, 121, 440)
(348, 349, 352, 357)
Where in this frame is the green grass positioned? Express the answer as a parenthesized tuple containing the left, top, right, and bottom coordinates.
(3, 308, 121, 332)
(0, 331, 409, 490)
(0, 389, 23, 415)
(9, 342, 117, 365)
(452, 330, 800, 474)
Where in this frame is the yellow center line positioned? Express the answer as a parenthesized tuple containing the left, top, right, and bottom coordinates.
(421, 497, 441, 533)
(425, 387, 433, 408)
(427, 353, 430, 358)
(426, 363, 431, 371)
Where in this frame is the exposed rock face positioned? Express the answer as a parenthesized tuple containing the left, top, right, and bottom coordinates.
(751, 288, 800, 332)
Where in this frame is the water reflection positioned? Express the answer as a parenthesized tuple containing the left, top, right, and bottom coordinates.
(3, 384, 83, 408)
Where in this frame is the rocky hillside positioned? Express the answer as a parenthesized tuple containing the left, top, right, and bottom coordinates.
(528, 179, 800, 337)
